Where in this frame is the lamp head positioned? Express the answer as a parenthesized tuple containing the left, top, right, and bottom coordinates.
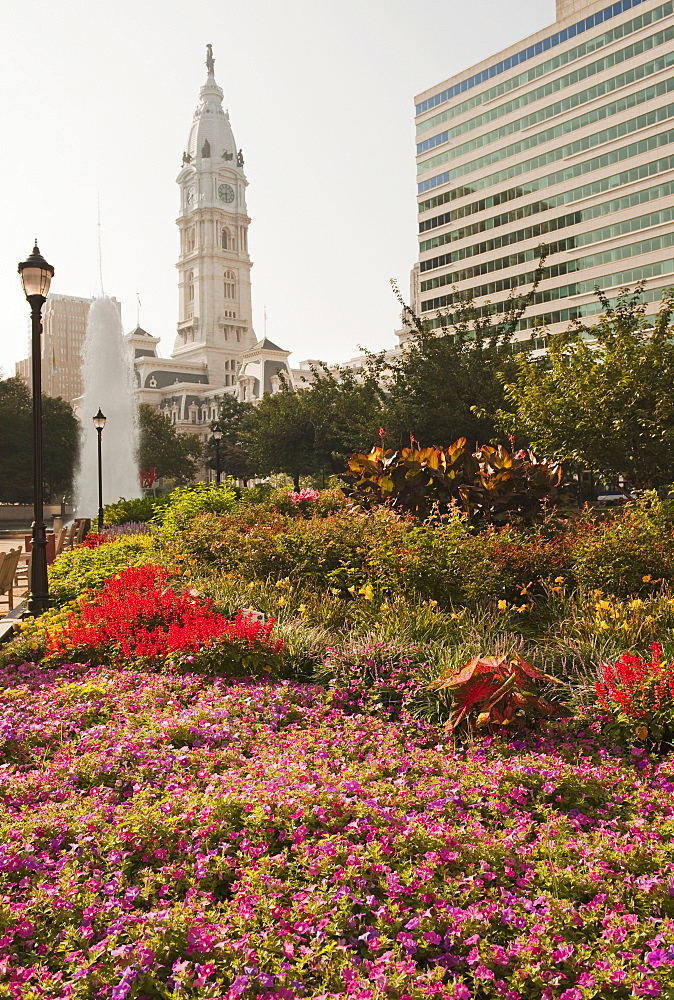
(93, 408, 107, 430)
(18, 242, 55, 300)
(212, 423, 223, 441)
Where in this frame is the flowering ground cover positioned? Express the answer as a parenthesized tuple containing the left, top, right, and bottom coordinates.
(0, 661, 673, 999)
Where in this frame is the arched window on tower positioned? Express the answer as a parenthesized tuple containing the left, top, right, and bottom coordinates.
(224, 270, 236, 299)
(221, 227, 228, 250)
(186, 228, 196, 253)
(187, 270, 195, 302)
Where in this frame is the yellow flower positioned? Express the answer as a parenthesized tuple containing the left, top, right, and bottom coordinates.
(516, 604, 529, 613)
(298, 604, 307, 615)
(497, 600, 507, 611)
(372, 621, 381, 628)
(550, 586, 562, 594)
(597, 621, 610, 630)
(277, 597, 287, 607)
(597, 599, 611, 610)
(359, 584, 375, 600)
(554, 576, 564, 583)
(275, 578, 290, 589)
(329, 588, 341, 596)
(428, 599, 438, 607)
(635, 725, 648, 741)
(642, 575, 652, 583)
(348, 586, 356, 595)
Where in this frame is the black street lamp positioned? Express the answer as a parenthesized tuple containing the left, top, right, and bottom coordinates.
(93, 409, 107, 531)
(18, 242, 55, 616)
(212, 424, 223, 484)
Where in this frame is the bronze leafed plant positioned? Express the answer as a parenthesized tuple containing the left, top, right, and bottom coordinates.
(429, 654, 567, 735)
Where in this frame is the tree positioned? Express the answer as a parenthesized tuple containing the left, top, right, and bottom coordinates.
(42, 395, 79, 502)
(493, 284, 674, 489)
(0, 377, 78, 503)
(296, 363, 385, 473)
(204, 396, 256, 484)
(0, 377, 32, 502)
(378, 261, 545, 448)
(137, 403, 202, 484)
(244, 386, 319, 489)
(243, 367, 385, 487)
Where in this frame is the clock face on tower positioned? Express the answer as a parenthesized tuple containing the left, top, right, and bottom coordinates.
(218, 183, 235, 204)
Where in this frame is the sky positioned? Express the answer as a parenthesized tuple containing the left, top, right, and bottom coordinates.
(0, 0, 554, 378)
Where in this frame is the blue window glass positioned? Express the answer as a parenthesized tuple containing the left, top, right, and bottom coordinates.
(415, 0, 649, 114)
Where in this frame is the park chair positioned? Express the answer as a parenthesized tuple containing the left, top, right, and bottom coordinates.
(73, 518, 91, 546)
(61, 522, 77, 550)
(13, 549, 30, 593)
(53, 528, 67, 560)
(0, 549, 22, 613)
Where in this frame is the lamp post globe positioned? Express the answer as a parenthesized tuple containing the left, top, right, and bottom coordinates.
(93, 409, 107, 532)
(212, 424, 223, 484)
(18, 242, 54, 616)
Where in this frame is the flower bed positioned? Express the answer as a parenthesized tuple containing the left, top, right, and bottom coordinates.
(12, 564, 283, 678)
(0, 662, 673, 998)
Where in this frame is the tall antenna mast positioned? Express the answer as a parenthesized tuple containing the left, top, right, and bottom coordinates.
(97, 194, 105, 294)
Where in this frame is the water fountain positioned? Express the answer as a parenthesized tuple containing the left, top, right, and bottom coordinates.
(74, 295, 141, 517)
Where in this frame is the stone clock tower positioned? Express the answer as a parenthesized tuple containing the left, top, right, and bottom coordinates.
(173, 45, 256, 385)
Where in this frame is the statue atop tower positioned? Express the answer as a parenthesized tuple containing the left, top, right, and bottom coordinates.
(206, 43, 215, 76)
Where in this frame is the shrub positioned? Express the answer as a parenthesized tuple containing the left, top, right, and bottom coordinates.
(238, 484, 348, 518)
(155, 481, 238, 536)
(103, 494, 170, 525)
(571, 496, 674, 596)
(342, 439, 565, 523)
(49, 534, 155, 605)
(596, 642, 674, 751)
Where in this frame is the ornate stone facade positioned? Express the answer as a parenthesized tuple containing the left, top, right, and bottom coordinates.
(129, 45, 306, 447)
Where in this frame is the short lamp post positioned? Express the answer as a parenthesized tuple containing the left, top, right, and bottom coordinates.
(213, 424, 223, 484)
(18, 242, 55, 616)
(93, 409, 107, 532)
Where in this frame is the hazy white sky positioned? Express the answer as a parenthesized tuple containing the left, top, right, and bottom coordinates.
(0, 0, 553, 379)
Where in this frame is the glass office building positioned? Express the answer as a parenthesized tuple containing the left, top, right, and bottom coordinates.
(413, 0, 674, 343)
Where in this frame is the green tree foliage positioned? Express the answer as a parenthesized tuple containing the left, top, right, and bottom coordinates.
(0, 376, 78, 502)
(244, 367, 385, 487)
(244, 385, 318, 490)
(378, 261, 545, 448)
(137, 403, 202, 484)
(42, 395, 79, 502)
(494, 284, 674, 489)
(204, 396, 256, 484)
(0, 377, 32, 502)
